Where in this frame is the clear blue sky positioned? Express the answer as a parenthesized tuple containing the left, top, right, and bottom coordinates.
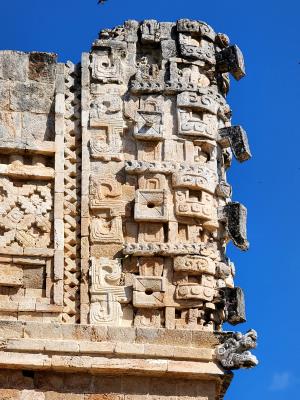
(1, 1, 299, 399)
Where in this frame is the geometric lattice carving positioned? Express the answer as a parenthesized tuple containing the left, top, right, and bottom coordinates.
(0, 177, 52, 249)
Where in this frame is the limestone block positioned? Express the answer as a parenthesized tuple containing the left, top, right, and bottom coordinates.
(134, 309, 162, 328)
(91, 52, 123, 84)
(175, 284, 215, 301)
(90, 94, 123, 126)
(141, 20, 161, 43)
(124, 20, 139, 43)
(133, 103, 164, 141)
(134, 189, 168, 222)
(174, 189, 217, 222)
(0, 81, 10, 109)
(0, 264, 23, 286)
(90, 216, 123, 243)
(219, 287, 246, 325)
(0, 321, 23, 338)
(107, 326, 136, 343)
(28, 52, 57, 83)
(134, 277, 166, 292)
(131, 59, 165, 94)
(89, 175, 125, 216)
(218, 125, 251, 162)
(178, 33, 216, 63)
(177, 19, 201, 33)
(174, 256, 216, 275)
(0, 111, 22, 140)
(0, 51, 29, 82)
(21, 112, 55, 141)
(216, 45, 246, 80)
(139, 257, 164, 276)
(138, 223, 165, 243)
(177, 91, 221, 114)
(172, 168, 217, 194)
(23, 266, 45, 289)
(133, 277, 166, 308)
(216, 181, 232, 199)
(161, 39, 177, 59)
(221, 202, 249, 250)
(10, 82, 55, 113)
(166, 60, 211, 93)
(89, 123, 124, 161)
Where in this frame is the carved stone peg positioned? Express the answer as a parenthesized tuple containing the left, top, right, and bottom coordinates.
(216, 45, 246, 80)
(216, 329, 258, 370)
(218, 126, 251, 162)
(220, 202, 249, 250)
(219, 287, 246, 325)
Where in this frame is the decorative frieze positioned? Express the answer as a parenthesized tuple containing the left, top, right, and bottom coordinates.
(0, 20, 258, 380)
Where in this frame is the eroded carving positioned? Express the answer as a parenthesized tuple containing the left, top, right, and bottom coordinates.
(89, 257, 132, 325)
(216, 329, 258, 369)
(91, 52, 123, 83)
(134, 189, 168, 222)
(90, 123, 124, 161)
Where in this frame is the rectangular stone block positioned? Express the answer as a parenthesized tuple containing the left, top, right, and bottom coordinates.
(0, 264, 23, 286)
(0, 81, 10, 110)
(29, 52, 57, 83)
(0, 51, 29, 82)
(21, 112, 55, 141)
(10, 82, 55, 113)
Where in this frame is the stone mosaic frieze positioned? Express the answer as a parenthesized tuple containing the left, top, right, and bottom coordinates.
(0, 20, 258, 381)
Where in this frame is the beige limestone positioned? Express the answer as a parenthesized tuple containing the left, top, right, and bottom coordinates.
(0, 18, 257, 400)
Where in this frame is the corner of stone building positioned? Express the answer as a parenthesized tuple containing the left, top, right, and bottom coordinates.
(0, 18, 258, 400)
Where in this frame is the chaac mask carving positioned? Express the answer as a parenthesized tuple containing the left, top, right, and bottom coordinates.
(0, 20, 258, 368)
(81, 18, 253, 336)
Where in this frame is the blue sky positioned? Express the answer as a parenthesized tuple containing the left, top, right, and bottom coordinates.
(1, 0, 299, 398)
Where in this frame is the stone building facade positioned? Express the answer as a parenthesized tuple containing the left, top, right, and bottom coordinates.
(0, 19, 257, 399)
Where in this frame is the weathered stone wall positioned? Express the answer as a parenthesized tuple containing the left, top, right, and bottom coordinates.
(0, 370, 218, 400)
(0, 51, 63, 323)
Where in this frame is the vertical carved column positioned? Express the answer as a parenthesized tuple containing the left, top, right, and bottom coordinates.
(53, 63, 65, 307)
(83, 20, 252, 332)
(63, 62, 82, 323)
(80, 52, 92, 323)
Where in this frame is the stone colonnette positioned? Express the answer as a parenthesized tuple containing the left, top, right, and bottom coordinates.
(0, 19, 258, 400)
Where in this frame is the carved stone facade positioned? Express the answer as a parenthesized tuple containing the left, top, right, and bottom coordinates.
(0, 19, 257, 400)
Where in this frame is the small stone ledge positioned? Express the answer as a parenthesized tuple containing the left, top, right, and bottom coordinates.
(0, 350, 224, 379)
(0, 321, 222, 347)
(2, 338, 214, 361)
(0, 321, 230, 379)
